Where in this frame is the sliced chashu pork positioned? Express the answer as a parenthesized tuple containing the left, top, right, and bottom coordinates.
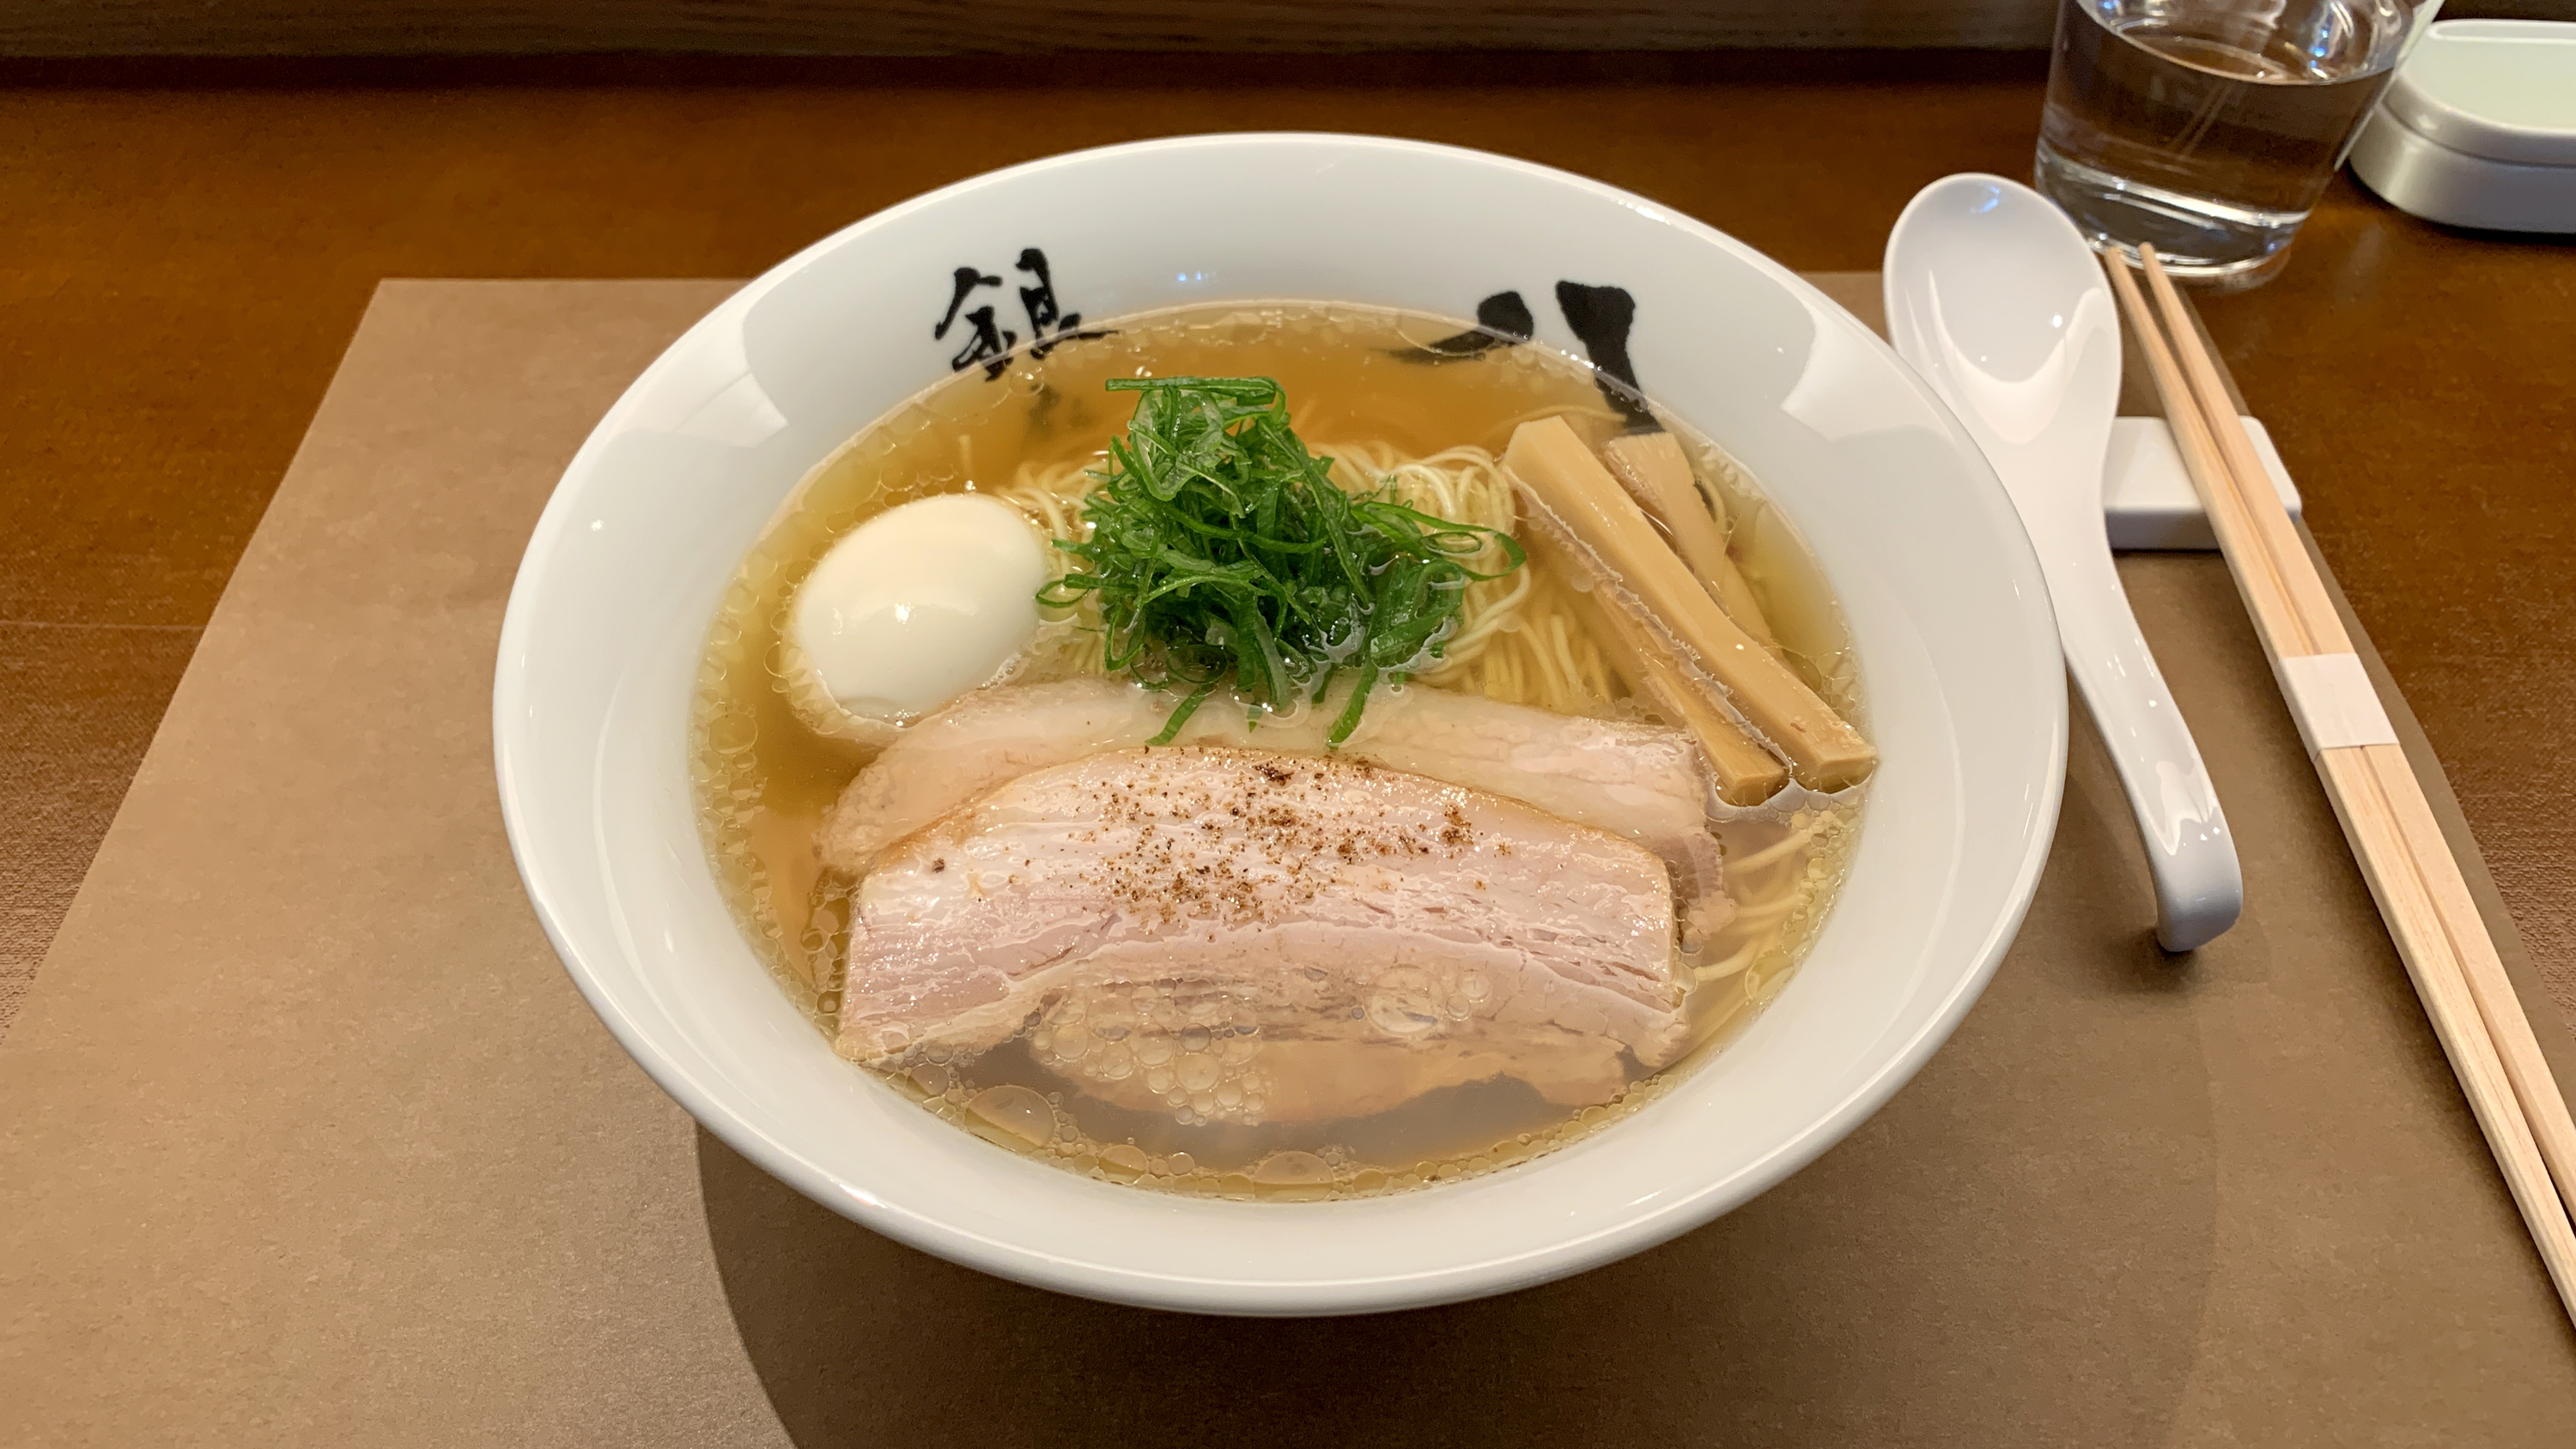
(839, 746, 1686, 1121)
(818, 676, 1726, 934)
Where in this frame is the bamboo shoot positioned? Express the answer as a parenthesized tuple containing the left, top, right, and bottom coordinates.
(1505, 417, 1874, 791)
(1601, 431, 1777, 647)
(1521, 518, 1789, 805)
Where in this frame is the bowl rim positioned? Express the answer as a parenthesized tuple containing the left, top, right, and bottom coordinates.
(493, 130, 2068, 1315)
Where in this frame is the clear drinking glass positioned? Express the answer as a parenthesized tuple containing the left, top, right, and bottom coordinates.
(2036, 0, 2433, 285)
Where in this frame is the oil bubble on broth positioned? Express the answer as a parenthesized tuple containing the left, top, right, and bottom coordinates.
(690, 300, 1868, 1200)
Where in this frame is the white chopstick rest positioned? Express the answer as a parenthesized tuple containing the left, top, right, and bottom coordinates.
(2277, 652, 2400, 754)
(2102, 415, 2303, 551)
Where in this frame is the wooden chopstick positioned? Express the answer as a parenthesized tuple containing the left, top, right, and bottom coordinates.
(2108, 246, 2576, 1325)
(2125, 248, 2576, 1213)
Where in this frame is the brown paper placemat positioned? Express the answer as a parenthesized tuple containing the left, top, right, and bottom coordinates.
(3, 278, 2572, 1447)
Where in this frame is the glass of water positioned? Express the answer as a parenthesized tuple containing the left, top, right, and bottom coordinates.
(2036, 0, 2432, 284)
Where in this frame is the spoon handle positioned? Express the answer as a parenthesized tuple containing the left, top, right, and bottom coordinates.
(2039, 524, 2245, 951)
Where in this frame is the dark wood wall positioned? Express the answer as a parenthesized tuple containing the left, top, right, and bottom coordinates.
(6, 2, 2567, 60)
(7, 1, 2069, 56)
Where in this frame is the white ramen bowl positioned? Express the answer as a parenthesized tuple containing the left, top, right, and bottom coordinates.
(495, 134, 2066, 1317)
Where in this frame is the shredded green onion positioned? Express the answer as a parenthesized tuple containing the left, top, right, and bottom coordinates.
(1039, 376, 1523, 745)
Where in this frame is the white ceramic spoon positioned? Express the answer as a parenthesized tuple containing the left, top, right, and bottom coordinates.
(1885, 173, 2242, 951)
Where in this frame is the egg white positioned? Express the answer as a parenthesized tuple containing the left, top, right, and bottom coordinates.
(782, 493, 1050, 743)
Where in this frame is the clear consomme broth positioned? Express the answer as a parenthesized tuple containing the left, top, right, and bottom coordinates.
(692, 300, 1865, 1199)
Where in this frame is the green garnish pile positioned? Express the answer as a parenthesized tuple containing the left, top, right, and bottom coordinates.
(1040, 376, 1522, 746)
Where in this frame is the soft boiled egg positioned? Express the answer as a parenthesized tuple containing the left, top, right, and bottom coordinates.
(782, 493, 1049, 742)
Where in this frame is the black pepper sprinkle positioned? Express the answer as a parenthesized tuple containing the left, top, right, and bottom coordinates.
(1054, 748, 1485, 934)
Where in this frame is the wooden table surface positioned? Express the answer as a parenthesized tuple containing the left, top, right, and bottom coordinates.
(3, 53, 2572, 1042)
